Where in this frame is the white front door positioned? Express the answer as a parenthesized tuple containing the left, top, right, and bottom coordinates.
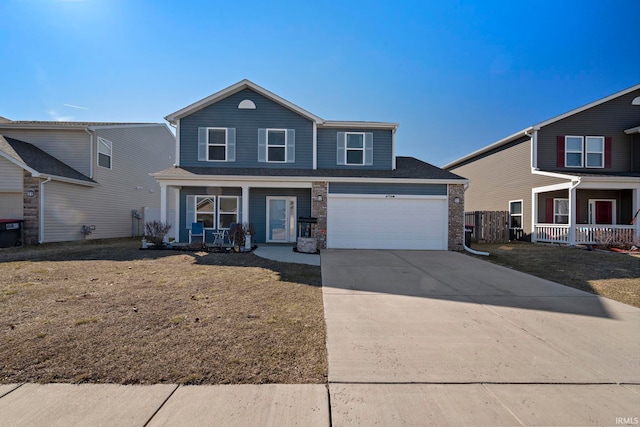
(266, 197, 297, 242)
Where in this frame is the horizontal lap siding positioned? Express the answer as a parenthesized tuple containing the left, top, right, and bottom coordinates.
(0, 156, 23, 191)
(0, 193, 22, 218)
(0, 129, 91, 176)
(249, 188, 311, 243)
(317, 128, 392, 169)
(537, 89, 640, 172)
(449, 139, 562, 234)
(329, 182, 447, 196)
(180, 89, 313, 169)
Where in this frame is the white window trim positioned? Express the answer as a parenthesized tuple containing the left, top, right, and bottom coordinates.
(565, 135, 584, 168)
(266, 128, 287, 163)
(588, 199, 617, 225)
(207, 127, 227, 162)
(553, 198, 569, 224)
(217, 196, 239, 230)
(195, 195, 216, 229)
(345, 132, 365, 166)
(585, 136, 605, 169)
(509, 199, 523, 229)
(97, 137, 113, 169)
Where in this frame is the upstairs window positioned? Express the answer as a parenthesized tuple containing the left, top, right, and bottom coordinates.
(267, 129, 286, 162)
(509, 200, 523, 228)
(97, 137, 112, 169)
(207, 128, 227, 161)
(346, 133, 365, 165)
(337, 132, 374, 166)
(585, 136, 604, 168)
(565, 136, 583, 167)
(557, 135, 611, 168)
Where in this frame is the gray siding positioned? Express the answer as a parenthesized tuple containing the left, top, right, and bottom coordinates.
(449, 139, 561, 234)
(180, 88, 314, 169)
(537, 88, 640, 172)
(0, 128, 91, 176)
(249, 188, 311, 243)
(0, 156, 23, 191)
(329, 182, 447, 195)
(317, 128, 393, 169)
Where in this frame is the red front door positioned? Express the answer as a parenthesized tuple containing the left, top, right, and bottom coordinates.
(594, 201, 613, 224)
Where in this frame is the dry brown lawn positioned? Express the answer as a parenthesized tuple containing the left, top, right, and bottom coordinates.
(466, 242, 640, 307)
(0, 239, 327, 385)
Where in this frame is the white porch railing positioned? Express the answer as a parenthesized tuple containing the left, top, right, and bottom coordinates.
(534, 224, 639, 245)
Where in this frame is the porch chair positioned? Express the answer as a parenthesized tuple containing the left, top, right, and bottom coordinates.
(189, 222, 204, 245)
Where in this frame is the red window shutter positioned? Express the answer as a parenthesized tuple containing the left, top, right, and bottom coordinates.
(604, 137, 612, 168)
(556, 136, 565, 167)
(545, 199, 554, 223)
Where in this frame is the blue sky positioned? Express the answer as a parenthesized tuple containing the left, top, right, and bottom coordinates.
(1, 0, 638, 166)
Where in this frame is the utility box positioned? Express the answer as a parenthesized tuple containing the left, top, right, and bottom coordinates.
(0, 219, 24, 248)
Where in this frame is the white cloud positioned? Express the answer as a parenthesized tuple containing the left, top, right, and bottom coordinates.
(64, 103, 89, 110)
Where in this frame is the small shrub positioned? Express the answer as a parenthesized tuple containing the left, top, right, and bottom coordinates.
(145, 221, 172, 246)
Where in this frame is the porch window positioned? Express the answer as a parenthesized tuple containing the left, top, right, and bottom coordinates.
(218, 196, 238, 229)
(509, 200, 522, 228)
(346, 133, 365, 165)
(585, 136, 604, 168)
(554, 199, 569, 224)
(208, 128, 227, 161)
(97, 137, 112, 169)
(195, 196, 216, 228)
(565, 136, 583, 167)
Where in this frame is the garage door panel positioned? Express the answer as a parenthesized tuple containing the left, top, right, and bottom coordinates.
(327, 196, 447, 250)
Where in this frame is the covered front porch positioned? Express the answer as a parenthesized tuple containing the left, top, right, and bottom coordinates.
(531, 178, 640, 246)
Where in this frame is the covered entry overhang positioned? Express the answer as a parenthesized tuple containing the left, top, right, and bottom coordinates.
(531, 171, 640, 245)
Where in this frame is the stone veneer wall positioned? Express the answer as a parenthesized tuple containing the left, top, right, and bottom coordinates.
(448, 183, 465, 251)
(22, 171, 40, 245)
(311, 181, 328, 249)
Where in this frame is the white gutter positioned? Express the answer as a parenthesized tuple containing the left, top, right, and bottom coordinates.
(85, 128, 94, 179)
(39, 177, 52, 244)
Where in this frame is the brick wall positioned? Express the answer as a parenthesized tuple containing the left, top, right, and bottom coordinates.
(448, 183, 465, 251)
(22, 171, 40, 245)
(311, 181, 327, 249)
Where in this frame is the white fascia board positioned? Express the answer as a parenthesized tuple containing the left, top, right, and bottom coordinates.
(319, 121, 399, 130)
(577, 176, 640, 189)
(531, 169, 576, 180)
(443, 128, 533, 170)
(86, 123, 165, 130)
(165, 79, 324, 124)
(624, 125, 640, 134)
(41, 174, 98, 187)
(534, 83, 640, 129)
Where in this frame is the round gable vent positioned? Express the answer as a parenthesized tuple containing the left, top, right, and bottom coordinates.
(238, 99, 256, 109)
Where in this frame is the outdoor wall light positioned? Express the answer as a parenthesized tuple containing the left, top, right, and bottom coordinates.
(454, 197, 460, 203)
(316, 195, 323, 202)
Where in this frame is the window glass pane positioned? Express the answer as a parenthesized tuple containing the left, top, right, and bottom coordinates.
(566, 137, 582, 151)
(209, 146, 225, 160)
(510, 216, 522, 228)
(196, 197, 214, 213)
(555, 199, 569, 215)
(196, 214, 214, 228)
(586, 137, 603, 152)
(555, 215, 569, 224)
(268, 130, 286, 146)
(98, 153, 111, 168)
(346, 150, 364, 164)
(219, 197, 237, 213)
(208, 129, 225, 145)
(219, 214, 237, 229)
(346, 133, 364, 148)
(566, 153, 582, 167)
(510, 201, 522, 215)
(268, 146, 285, 162)
(586, 153, 603, 167)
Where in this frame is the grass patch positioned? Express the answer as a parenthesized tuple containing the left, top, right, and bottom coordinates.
(0, 238, 327, 385)
(466, 242, 640, 307)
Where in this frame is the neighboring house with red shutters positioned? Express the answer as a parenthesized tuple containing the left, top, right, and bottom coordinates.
(444, 84, 640, 246)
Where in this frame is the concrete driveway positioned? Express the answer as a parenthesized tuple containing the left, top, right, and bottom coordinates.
(321, 250, 640, 426)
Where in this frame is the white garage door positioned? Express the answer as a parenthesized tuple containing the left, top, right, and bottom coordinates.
(327, 195, 448, 250)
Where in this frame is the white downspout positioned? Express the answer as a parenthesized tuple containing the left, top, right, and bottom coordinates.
(568, 178, 581, 246)
(39, 177, 52, 244)
(461, 181, 489, 256)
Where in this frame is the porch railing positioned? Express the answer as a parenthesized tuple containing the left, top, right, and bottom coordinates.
(534, 224, 638, 245)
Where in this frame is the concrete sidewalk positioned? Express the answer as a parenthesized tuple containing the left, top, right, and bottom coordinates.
(322, 249, 640, 426)
(0, 383, 329, 427)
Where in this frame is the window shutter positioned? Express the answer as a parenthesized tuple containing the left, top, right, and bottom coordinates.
(337, 132, 346, 165)
(286, 129, 295, 163)
(604, 136, 612, 168)
(198, 128, 207, 161)
(186, 195, 195, 229)
(545, 199, 554, 223)
(364, 132, 374, 165)
(556, 136, 565, 168)
(258, 129, 266, 162)
(226, 128, 236, 162)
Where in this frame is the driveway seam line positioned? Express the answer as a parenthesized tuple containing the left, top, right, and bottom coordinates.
(481, 383, 526, 426)
(0, 383, 24, 399)
(142, 384, 180, 427)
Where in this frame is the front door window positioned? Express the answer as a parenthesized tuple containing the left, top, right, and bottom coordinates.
(267, 197, 296, 242)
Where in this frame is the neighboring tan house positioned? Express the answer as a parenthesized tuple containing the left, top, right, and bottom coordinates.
(444, 84, 640, 246)
(153, 79, 468, 250)
(0, 118, 175, 244)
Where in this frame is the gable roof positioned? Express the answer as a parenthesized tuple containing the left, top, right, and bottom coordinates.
(164, 79, 399, 130)
(0, 135, 96, 185)
(443, 83, 640, 170)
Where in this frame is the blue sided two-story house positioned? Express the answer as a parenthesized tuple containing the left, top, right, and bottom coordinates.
(153, 80, 467, 250)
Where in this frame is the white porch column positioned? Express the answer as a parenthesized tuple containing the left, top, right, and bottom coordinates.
(634, 187, 640, 242)
(173, 186, 181, 242)
(568, 185, 577, 246)
(531, 190, 538, 243)
(242, 185, 249, 224)
(160, 183, 167, 223)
